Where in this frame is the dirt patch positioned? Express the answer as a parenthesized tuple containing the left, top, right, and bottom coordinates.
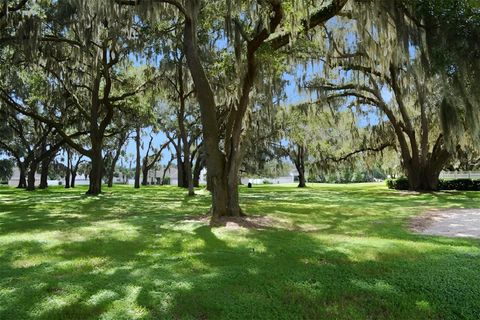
(179, 214, 322, 232)
(411, 209, 480, 239)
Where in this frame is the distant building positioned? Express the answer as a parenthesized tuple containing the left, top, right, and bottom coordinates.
(8, 167, 40, 187)
(240, 170, 299, 185)
(8, 167, 61, 187)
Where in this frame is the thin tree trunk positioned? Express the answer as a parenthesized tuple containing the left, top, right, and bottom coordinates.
(71, 172, 77, 188)
(107, 171, 114, 188)
(161, 155, 175, 185)
(70, 155, 83, 188)
(175, 137, 186, 188)
(134, 126, 141, 189)
(296, 145, 307, 188)
(193, 154, 204, 188)
(65, 149, 71, 188)
(141, 161, 149, 186)
(107, 151, 121, 188)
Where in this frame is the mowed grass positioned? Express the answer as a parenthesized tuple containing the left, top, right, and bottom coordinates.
(0, 183, 479, 320)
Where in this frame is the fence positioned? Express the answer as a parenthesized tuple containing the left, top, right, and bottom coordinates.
(439, 171, 480, 180)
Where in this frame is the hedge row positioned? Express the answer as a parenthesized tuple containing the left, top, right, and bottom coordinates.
(386, 178, 480, 191)
(386, 178, 409, 190)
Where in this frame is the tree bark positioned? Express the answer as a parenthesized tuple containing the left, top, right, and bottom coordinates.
(141, 161, 149, 186)
(106, 167, 113, 187)
(405, 135, 450, 191)
(407, 165, 440, 191)
(65, 149, 71, 188)
(295, 145, 307, 188)
(183, 2, 234, 217)
(193, 152, 204, 187)
(26, 160, 37, 191)
(226, 151, 243, 216)
(70, 154, 83, 188)
(71, 171, 77, 188)
(159, 154, 174, 185)
(175, 137, 186, 188)
(134, 126, 141, 189)
(16, 160, 27, 188)
(39, 156, 51, 189)
(87, 145, 102, 195)
(178, 65, 195, 196)
(298, 171, 307, 188)
(181, 0, 344, 216)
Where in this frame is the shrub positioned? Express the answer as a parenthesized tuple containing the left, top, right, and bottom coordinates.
(386, 177, 409, 190)
(438, 179, 480, 191)
(388, 178, 480, 191)
(162, 177, 171, 185)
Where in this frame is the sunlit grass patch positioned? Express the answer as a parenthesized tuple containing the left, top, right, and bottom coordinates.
(0, 184, 479, 319)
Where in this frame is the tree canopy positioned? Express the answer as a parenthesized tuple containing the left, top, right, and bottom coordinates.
(0, 0, 478, 214)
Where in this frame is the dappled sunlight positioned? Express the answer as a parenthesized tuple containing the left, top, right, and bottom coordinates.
(30, 283, 85, 318)
(0, 184, 479, 319)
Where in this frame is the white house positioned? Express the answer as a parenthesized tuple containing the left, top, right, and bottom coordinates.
(7, 167, 40, 187)
(8, 167, 62, 187)
(240, 169, 299, 185)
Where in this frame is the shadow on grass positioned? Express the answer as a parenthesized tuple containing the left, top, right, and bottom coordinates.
(0, 184, 479, 319)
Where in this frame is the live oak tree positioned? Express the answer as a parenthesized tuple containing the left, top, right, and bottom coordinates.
(411, 0, 480, 141)
(0, 71, 78, 190)
(120, 0, 348, 217)
(151, 22, 201, 195)
(1, 1, 158, 195)
(275, 105, 312, 188)
(302, 0, 476, 190)
(0, 158, 14, 183)
(272, 101, 393, 187)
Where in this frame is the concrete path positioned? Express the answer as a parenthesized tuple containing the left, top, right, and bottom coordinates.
(412, 209, 480, 239)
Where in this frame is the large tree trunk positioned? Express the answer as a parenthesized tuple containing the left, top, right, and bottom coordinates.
(405, 136, 450, 191)
(26, 161, 37, 191)
(298, 170, 307, 188)
(406, 160, 449, 191)
(183, 4, 236, 217)
(39, 156, 50, 189)
(71, 172, 77, 188)
(406, 165, 439, 191)
(87, 146, 102, 195)
(225, 151, 243, 216)
(16, 160, 27, 189)
(210, 172, 230, 217)
(134, 126, 141, 189)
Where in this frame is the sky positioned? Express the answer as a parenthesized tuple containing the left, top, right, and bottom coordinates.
(123, 58, 393, 165)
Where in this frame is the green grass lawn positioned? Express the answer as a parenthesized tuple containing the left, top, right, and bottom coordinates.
(0, 183, 479, 319)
